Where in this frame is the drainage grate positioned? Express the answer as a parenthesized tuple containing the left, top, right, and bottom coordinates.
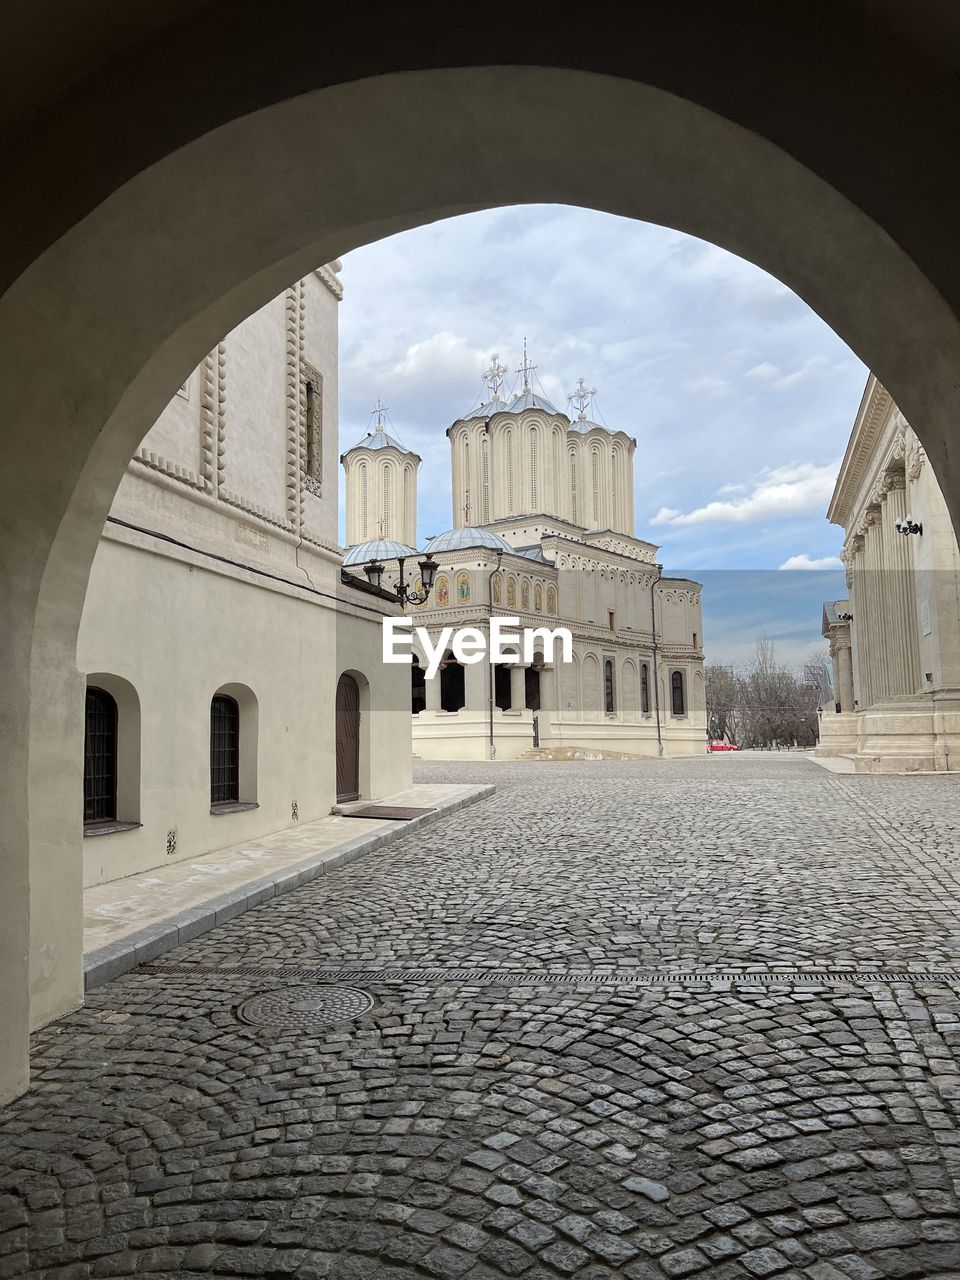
(144, 963, 960, 990)
(236, 984, 374, 1031)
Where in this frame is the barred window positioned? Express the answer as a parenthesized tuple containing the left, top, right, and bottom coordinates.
(641, 662, 650, 715)
(671, 669, 686, 717)
(84, 687, 117, 823)
(604, 659, 616, 714)
(210, 694, 240, 806)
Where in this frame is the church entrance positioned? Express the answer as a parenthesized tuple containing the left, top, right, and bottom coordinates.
(411, 657, 426, 714)
(525, 666, 541, 712)
(335, 673, 361, 802)
(494, 665, 512, 711)
(440, 653, 466, 712)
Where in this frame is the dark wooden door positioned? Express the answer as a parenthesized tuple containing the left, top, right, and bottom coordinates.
(336, 673, 361, 802)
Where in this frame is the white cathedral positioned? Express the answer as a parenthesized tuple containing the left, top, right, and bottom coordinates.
(342, 354, 707, 759)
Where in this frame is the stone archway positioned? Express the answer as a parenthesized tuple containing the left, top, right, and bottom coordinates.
(5, 11, 960, 1099)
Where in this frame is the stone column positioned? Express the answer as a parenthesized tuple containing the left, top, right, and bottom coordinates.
(425, 669, 442, 712)
(879, 469, 922, 697)
(864, 507, 890, 702)
(510, 663, 526, 711)
(855, 532, 875, 711)
(837, 637, 855, 711)
(830, 639, 842, 709)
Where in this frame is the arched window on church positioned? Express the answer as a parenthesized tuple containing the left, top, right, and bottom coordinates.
(359, 461, 368, 540)
(210, 693, 240, 806)
(641, 662, 650, 715)
(506, 430, 514, 513)
(462, 436, 471, 520)
(604, 659, 615, 714)
(671, 669, 686, 717)
(382, 465, 392, 539)
(569, 450, 578, 523)
(84, 686, 118, 824)
(592, 448, 602, 527)
(530, 430, 538, 509)
(482, 436, 490, 521)
(439, 652, 465, 713)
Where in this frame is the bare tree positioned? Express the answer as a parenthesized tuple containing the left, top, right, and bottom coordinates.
(708, 635, 827, 749)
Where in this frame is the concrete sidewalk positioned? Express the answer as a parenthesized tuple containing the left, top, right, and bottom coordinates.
(84, 781, 492, 989)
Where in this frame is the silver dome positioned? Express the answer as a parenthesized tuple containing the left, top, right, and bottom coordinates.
(424, 526, 512, 554)
(342, 538, 419, 566)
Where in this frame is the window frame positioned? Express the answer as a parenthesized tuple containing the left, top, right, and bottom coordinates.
(210, 692, 241, 809)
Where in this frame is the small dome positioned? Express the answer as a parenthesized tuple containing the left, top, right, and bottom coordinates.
(424, 526, 512, 554)
(342, 538, 419, 566)
(570, 416, 616, 435)
(344, 427, 412, 453)
(504, 389, 561, 415)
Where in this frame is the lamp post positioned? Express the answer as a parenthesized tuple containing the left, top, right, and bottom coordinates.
(363, 553, 439, 608)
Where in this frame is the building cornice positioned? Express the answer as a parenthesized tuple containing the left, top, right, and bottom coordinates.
(827, 374, 894, 528)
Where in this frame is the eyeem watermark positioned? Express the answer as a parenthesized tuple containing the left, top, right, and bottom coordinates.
(383, 617, 573, 679)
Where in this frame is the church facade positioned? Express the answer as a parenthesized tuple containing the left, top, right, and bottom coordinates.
(342, 360, 707, 760)
(818, 374, 960, 771)
(76, 263, 411, 889)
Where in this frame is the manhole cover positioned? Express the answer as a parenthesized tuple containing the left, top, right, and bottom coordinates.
(236, 984, 374, 1031)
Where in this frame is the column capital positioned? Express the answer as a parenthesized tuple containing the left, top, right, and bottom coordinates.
(881, 465, 906, 493)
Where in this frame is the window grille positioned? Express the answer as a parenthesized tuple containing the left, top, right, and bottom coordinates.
(210, 694, 240, 805)
(641, 663, 650, 714)
(671, 670, 686, 716)
(604, 659, 616, 714)
(84, 687, 117, 823)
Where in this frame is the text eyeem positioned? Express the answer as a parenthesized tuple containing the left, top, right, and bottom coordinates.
(383, 617, 573, 679)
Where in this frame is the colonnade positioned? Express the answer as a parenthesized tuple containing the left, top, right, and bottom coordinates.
(844, 465, 922, 709)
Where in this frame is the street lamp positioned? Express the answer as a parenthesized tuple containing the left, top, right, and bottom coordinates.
(364, 553, 439, 607)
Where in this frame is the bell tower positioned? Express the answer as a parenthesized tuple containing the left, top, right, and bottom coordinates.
(341, 399, 420, 546)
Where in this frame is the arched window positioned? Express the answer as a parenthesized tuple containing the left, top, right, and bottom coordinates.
(411, 656, 426, 714)
(592, 448, 602, 526)
(481, 436, 490, 521)
(506, 430, 514, 512)
(641, 662, 650, 715)
(530, 430, 538, 508)
(84, 687, 117, 823)
(382, 465, 392, 538)
(570, 450, 578, 523)
(671, 669, 686, 717)
(439, 653, 465, 713)
(210, 693, 240, 806)
(359, 460, 368, 539)
(604, 659, 615, 714)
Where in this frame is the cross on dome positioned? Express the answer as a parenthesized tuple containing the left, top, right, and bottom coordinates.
(482, 354, 506, 401)
(569, 376, 598, 421)
(372, 396, 388, 432)
(517, 338, 537, 393)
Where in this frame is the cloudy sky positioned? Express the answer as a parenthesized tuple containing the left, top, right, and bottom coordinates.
(338, 206, 864, 665)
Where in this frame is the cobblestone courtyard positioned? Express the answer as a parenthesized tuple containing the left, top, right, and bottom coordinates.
(4, 755, 960, 1279)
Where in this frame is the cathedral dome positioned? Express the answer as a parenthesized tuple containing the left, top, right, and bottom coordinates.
(424, 527, 512, 554)
(504, 388, 561, 415)
(569, 416, 616, 434)
(344, 426, 412, 453)
(342, 537, 418, 565)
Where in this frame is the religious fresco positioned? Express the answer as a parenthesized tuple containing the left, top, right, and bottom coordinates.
(534, 582, 543, 613)
(546, 584, 557, 616)
(456, 571, 471, 603)
(520, 579, 530, 610)
(506, 576, 517, 608)
(413, 577, 427, 607)
(435, 574, 449, 607)
(491, 573, 502, 605)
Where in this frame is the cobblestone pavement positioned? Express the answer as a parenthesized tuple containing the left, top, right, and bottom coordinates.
(4, 755, 960, 1279)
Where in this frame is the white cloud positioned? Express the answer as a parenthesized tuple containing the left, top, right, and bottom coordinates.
(649, 460, 840, 527)
(778, 553, 844, 570)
